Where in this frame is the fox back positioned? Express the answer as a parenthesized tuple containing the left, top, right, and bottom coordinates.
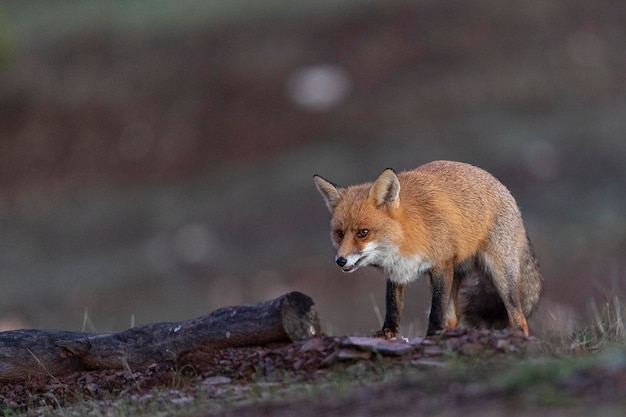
(314, 160, 542, 336)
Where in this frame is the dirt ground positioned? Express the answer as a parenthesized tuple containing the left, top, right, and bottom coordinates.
(1, 328, 625, 416)
(0, 329, 537, 412)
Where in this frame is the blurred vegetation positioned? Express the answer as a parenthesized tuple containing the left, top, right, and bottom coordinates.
(0, 0, 624, 342)
(2, 0, 380, 43)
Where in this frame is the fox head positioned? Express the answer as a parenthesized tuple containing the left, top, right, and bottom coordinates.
(313, 169, 404, 273)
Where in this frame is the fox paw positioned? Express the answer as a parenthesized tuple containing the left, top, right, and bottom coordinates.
(372, 328, 397, 339)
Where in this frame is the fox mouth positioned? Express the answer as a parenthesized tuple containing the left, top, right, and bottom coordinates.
(340, 257, 365, 273)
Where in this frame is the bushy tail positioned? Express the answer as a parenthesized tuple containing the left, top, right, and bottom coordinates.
(459, 269, 510, 330)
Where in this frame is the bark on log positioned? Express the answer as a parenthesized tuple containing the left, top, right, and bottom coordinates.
(0, 291, 320, 383)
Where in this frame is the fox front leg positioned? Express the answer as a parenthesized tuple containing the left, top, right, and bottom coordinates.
(374, 280, 406, 338)
(426, 264, 454, 336)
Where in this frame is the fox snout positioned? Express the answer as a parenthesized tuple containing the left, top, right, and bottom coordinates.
(334, 252, 364, 273)
(334, 242, 381, 273)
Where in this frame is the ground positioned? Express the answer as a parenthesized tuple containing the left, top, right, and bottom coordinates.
(2, 328, 626, 416)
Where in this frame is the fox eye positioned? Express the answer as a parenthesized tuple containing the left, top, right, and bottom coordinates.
(357, 229, 369, 238)
(335, 230, 344, 239)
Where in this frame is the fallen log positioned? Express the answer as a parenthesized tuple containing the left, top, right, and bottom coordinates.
(0, 291, 320, 383)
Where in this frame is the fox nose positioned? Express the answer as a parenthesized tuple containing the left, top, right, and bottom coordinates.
(336, 257, 347, 267)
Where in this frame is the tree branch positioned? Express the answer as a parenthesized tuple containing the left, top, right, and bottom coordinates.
(0, 291, 320, 383)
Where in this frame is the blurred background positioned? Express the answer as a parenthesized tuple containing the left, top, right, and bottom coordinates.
(0, 0, 624, 338)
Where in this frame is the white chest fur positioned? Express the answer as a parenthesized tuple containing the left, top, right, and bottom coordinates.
(364, 242, 433, 284)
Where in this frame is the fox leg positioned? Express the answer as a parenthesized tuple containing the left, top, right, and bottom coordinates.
(445, 273, 462, 328)
(427, 263, 454, 336)
(505, 279, 530, 336)
(500, 281, 529, 336)
(483, 254, 529, 336)
(375, 280, 406, 338)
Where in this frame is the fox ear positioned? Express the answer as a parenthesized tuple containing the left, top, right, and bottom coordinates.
(314, 175, 342, 212)
(369, 168, 400, 208)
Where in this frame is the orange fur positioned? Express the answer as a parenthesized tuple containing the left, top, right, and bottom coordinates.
(314, 161, 543, 337)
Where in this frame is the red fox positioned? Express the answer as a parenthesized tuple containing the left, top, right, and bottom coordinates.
(314, 160, 542, 337)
